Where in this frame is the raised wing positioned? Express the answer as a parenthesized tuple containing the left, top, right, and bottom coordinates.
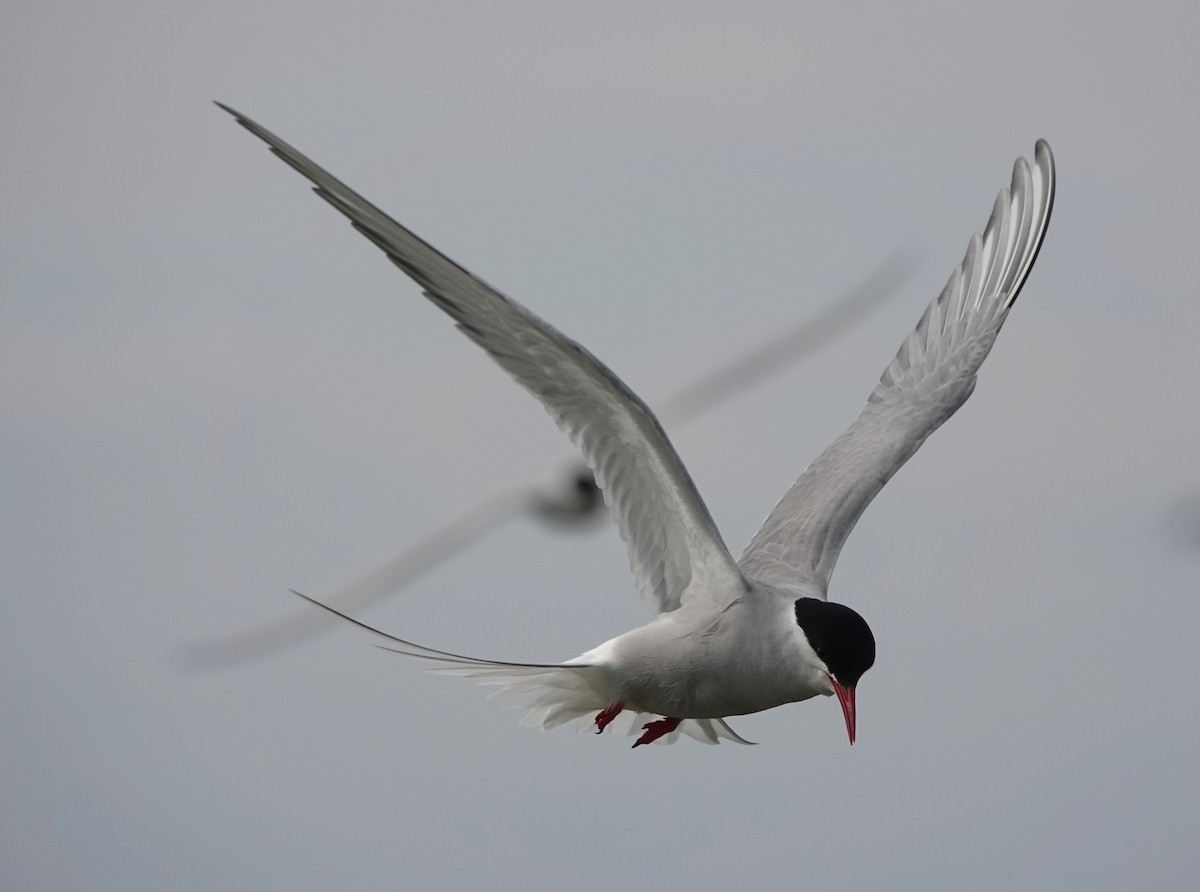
(219, 103, 747, 614)
(739, 142, 1055, 594)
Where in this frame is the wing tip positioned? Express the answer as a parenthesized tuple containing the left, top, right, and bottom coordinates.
(1008, 138, 1056, 309)
(213, 100, 247, 123)
(1034, 137, 1057, 225)
(1034, 138, 1054, 167)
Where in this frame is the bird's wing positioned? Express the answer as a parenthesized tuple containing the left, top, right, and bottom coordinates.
(219, 103, 746, 614)
(739, 142, 1055, 594)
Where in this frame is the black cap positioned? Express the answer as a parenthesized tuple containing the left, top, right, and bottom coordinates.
(793, 598, 876, 687)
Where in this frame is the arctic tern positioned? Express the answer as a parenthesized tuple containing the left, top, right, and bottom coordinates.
(219, 103, 1054, 747)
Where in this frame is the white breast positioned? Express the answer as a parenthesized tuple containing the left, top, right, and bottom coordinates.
(585, 590, 831, 719)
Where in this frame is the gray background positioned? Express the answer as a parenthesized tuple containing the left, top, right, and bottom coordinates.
(4, 1, 1198, 889)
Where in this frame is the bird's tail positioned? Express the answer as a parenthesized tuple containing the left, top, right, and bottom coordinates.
(434, 659, 754, 745)
(294, 593, 754, 745)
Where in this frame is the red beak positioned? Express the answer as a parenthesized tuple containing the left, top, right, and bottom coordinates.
(831, 678, 857, 745)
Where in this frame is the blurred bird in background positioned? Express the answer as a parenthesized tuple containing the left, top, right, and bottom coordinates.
(183, 240, 914, 670)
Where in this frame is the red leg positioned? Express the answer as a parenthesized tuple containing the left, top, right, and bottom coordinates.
(632, 716, 682, 747)
(595, 702, 624, 734)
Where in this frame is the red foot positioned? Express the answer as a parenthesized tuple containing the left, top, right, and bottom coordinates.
(632, 716, 682, 748)
(595, 702, 623, 734)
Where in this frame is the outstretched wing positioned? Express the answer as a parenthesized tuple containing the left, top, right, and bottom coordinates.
(739, 142, 1055, 594)
(219, 103, 746, 614)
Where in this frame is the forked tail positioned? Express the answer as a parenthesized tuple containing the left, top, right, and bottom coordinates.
(294, 592, 754, 746)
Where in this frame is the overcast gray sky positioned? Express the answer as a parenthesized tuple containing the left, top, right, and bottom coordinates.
(3, 2, 1198, 889)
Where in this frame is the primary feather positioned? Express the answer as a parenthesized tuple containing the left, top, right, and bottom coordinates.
(739, 142, 1055, 594)
(217, 102, 745, 618)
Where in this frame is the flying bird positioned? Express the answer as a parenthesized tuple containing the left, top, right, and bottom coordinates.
(219, 103, 1054, 747)
(183, 251, 914, 670)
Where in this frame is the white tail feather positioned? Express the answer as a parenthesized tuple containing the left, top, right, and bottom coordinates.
(294, 592, 754, 746)
(436, 660, 754, 745)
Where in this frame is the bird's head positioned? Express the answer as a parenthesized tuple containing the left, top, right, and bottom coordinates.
(793, 598, 876, 745)
(532, 463, 605, 525)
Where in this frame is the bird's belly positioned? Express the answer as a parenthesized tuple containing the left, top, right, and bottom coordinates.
(615, 651, 820, 719)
